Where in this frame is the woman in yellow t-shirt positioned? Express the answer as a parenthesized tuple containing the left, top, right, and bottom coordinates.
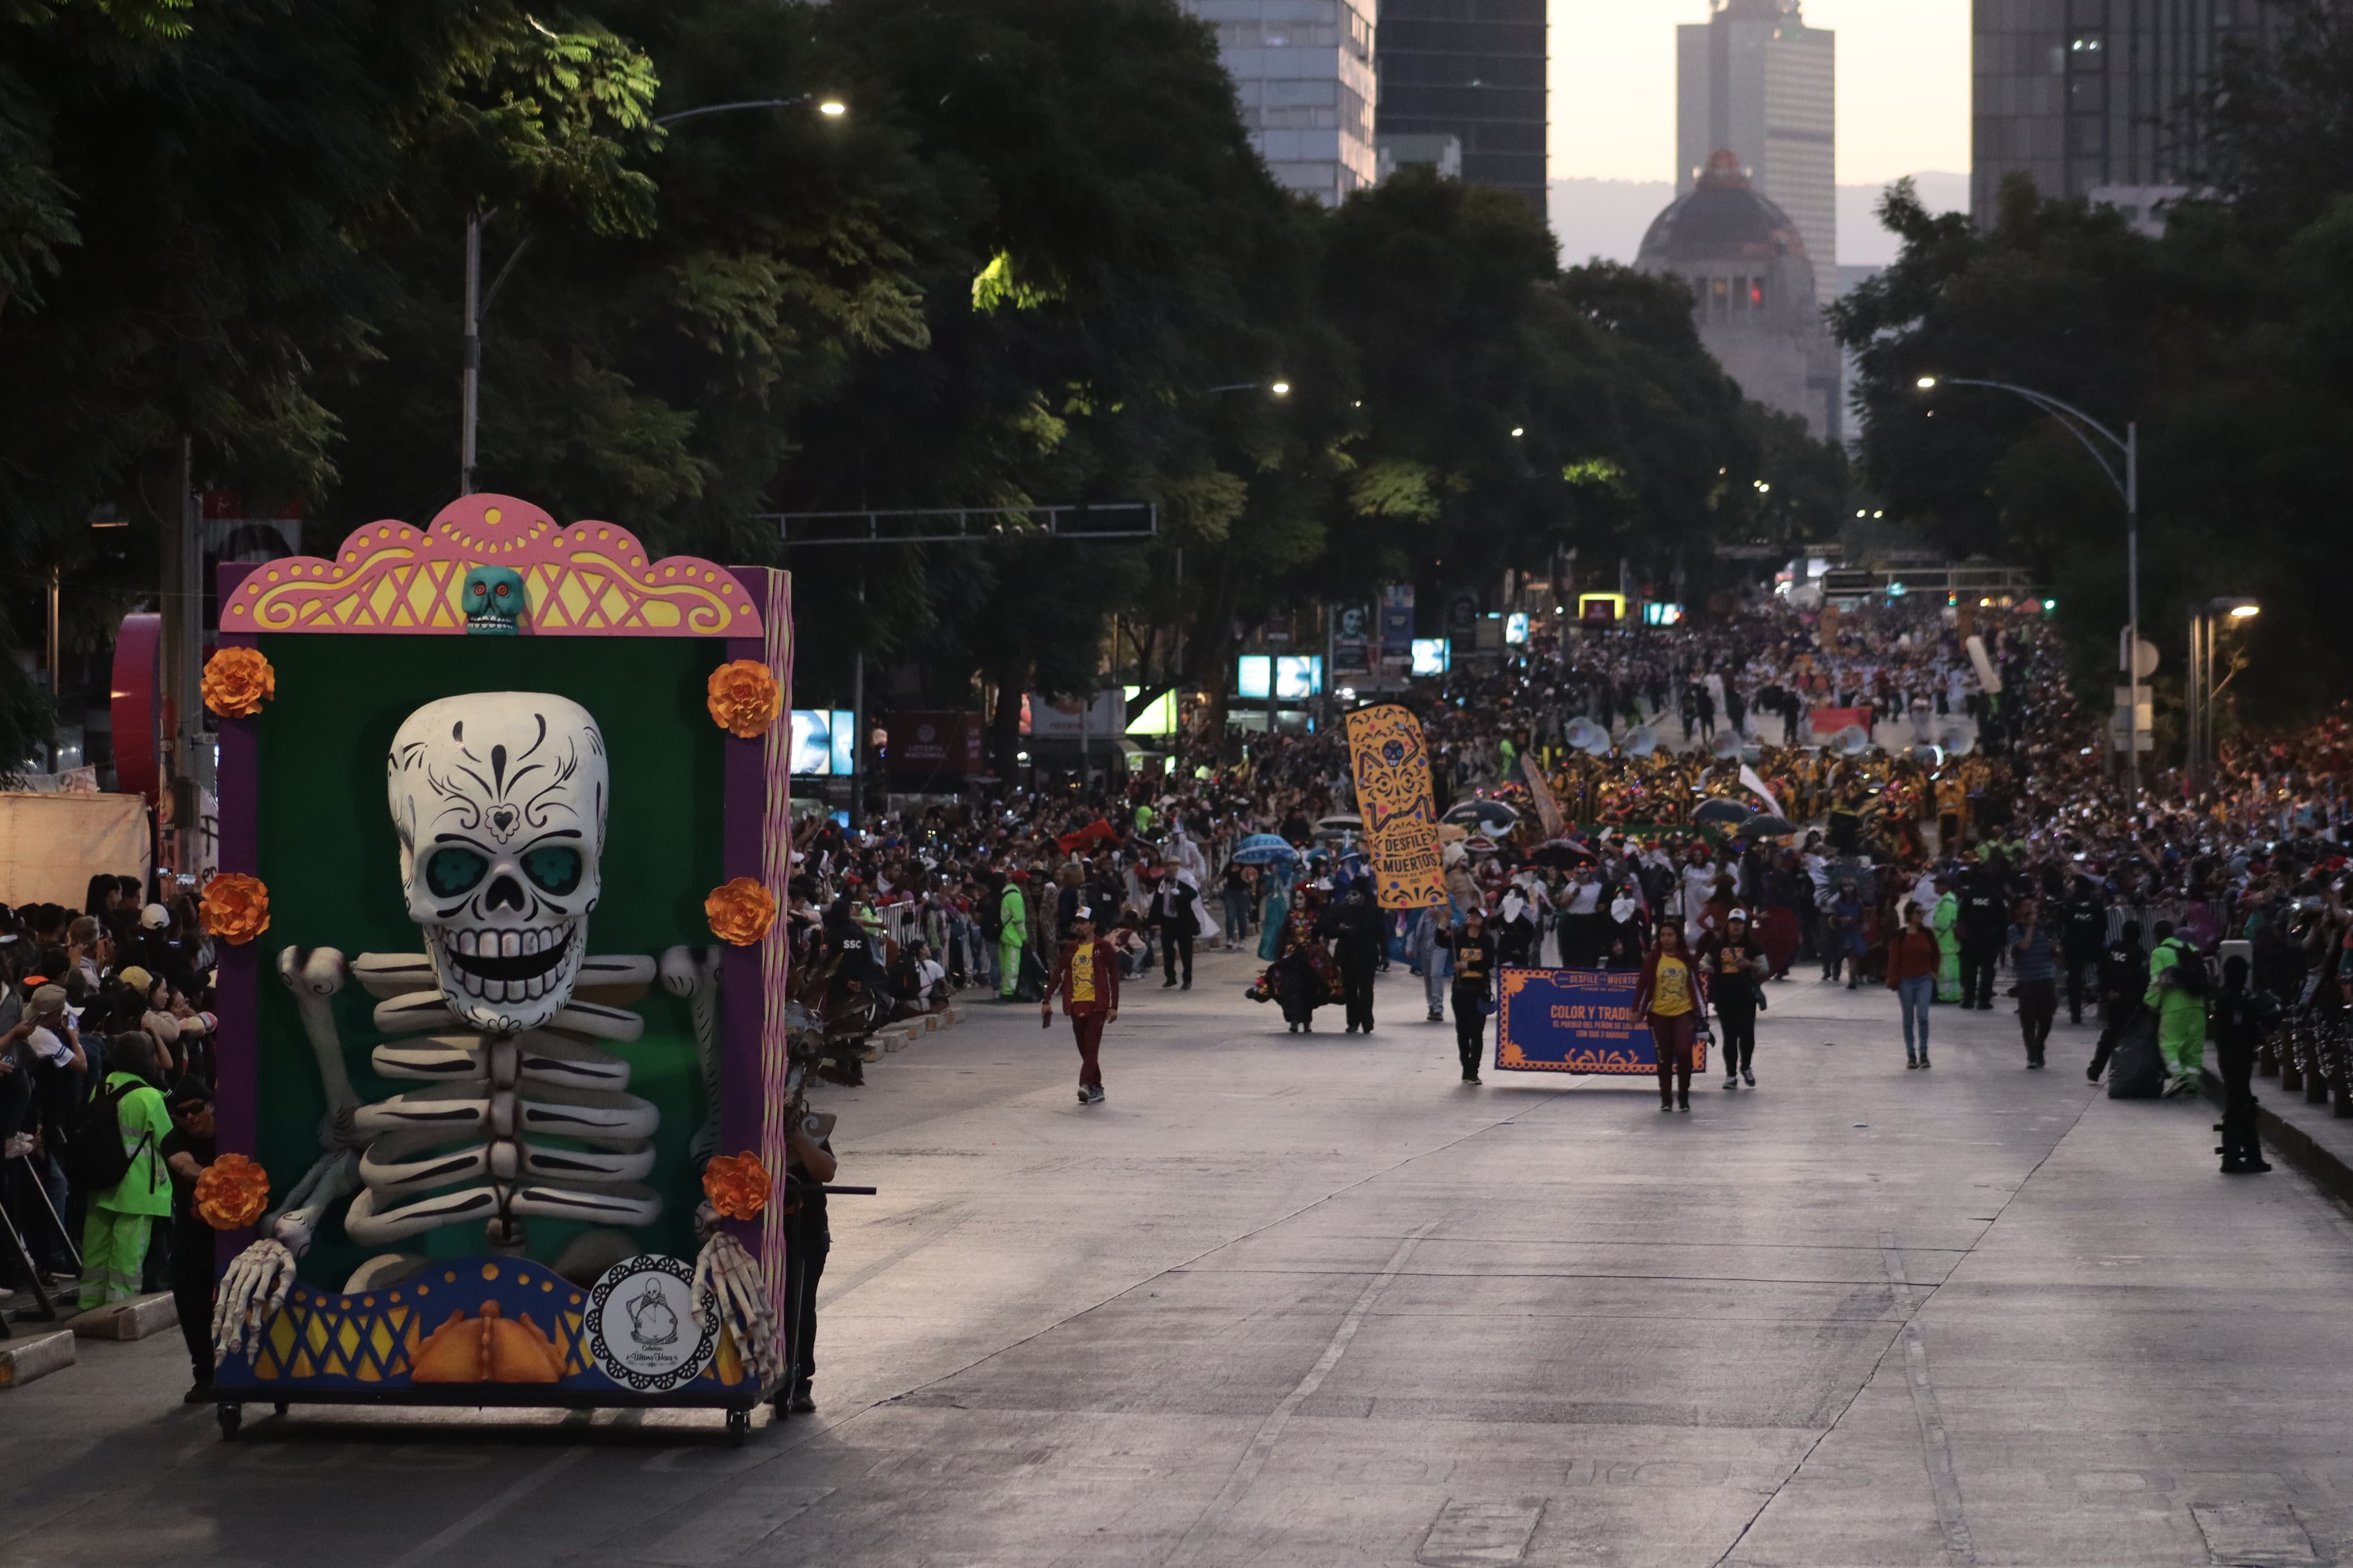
(1632, 923, 1710, 1112)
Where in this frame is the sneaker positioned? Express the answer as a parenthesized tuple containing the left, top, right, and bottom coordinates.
(1742, 1069, 1755, 1086)
(1907, 1055, 1920, 1069)
(2162, 1075, 2193, 1098)
(1661, 1101, 1674, 1112)
(788, 1390, 817, 1414)
(1428, 1010, 1445, 1023)
(2028, 1057, 2045, 1070)
(1088, 1085, 1106, 1104)
(1466, 1074, 1481, 1085)
(1678, 1096, 1691, 1112)
(1919, 1055, 1932, 1069)
(183, 1382, 215, 1405)
(1162, 978, 1178, 988)
(1182, 980, 1191, 991)
(1078, 1086, 1092, 1104)
(1724, 1075, 1739, 1090)
(1344, 1024, 1358, 1035)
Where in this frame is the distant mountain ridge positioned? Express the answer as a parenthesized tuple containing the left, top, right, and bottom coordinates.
(1548, 171, 1970, 269)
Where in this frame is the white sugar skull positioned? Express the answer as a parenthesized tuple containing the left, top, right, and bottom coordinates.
(388, 693, 608, 1033)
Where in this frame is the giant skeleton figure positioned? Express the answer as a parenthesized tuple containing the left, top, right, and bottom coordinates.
(214, 692, 778, 1380)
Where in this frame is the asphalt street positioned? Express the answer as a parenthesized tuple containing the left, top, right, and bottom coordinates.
(6, 949, 2352, 1567)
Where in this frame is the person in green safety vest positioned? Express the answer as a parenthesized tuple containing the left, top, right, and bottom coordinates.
(75, 1030, 174, 1311)
(1930, 875, 1962, 1003)
(997, 871, 1028, 1000)
(2144, 918, 2209, 1098)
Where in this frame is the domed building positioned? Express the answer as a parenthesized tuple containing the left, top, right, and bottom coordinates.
(1636, 149, 1842, 442)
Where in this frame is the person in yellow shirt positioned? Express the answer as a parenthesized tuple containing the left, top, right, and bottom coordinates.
(1633, 924, 1710, 1112)
(1044, 913, 1121, 1105)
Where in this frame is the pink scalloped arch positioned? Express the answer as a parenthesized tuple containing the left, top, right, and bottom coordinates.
(222, 494, 761, 637)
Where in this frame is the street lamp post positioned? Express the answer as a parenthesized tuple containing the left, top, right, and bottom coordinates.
(1915, 375, 2143, 792)
(2187, 598, 2260, 789)
(460, 95, 845, 495)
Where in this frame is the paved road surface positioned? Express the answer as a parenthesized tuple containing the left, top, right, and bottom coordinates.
(6, 950, 2352, 1567)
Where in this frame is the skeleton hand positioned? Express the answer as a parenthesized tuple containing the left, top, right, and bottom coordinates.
(213, 1238, 298, 1364)
(692, 1208, 782, 1388)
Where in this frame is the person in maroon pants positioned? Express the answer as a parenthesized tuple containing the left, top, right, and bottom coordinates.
(1045, 912, 1121, 1104)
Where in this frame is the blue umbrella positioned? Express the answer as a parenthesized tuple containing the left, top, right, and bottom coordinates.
(1232, 833, 1299, 866)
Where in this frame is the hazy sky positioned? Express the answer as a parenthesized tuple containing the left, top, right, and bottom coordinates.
(1552, 0, 1972, 184)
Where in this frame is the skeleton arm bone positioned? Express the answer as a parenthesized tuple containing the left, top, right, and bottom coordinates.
(279, 946, 361, 1143)
(660, 945, 725, 1162)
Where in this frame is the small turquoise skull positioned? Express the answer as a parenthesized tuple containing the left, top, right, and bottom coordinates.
(463, 565, 527, 635)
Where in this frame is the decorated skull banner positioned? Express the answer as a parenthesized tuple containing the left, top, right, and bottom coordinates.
(387, 693, 607, 1033)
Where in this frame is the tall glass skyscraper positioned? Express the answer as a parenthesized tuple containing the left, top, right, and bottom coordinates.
(1676, 0, 1835, 305)
(1372, 0, 1550, 215)
(1184, 0, 1380, 206)
(1971, 0, 2277, 225)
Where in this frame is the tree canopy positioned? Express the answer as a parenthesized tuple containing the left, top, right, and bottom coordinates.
(0, 0, 1843, 775)
(1835, 3, 2353, 728)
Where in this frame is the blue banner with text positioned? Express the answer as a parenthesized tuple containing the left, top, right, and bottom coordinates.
(1494, 967, 1706, 1075)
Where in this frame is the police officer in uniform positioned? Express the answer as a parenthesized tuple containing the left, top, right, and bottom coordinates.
(1956, 868, 2007, 1009)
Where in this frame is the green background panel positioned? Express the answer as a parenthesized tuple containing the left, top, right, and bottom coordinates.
(251, 633, 729, 1288)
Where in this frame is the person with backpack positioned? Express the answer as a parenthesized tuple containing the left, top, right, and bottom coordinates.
(71, 1029, 173, 1310)
(2144, 918, 2209, 1099)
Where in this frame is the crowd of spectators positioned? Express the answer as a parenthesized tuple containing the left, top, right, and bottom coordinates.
(1, 873, 225, 1389)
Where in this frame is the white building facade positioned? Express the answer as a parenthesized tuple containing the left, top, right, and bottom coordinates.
(1184, 0, 1379, 206)
(1677, 0, 1835, 304)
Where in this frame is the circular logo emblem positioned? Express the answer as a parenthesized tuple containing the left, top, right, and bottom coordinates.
(585, 1254, 716, 1392)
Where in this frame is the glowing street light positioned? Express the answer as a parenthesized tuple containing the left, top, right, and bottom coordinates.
(1917, 372, 2145, 790)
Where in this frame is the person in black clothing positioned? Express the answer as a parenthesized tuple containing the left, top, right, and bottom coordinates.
(1956, 870, 2006, 1009)
(824, 896, 881, 1021)
(781, 1109, 837, 1413)
(1701, 910, 1769, 1088)
(1150, 873, 1201, 990)
(1492, 892, 1539, 969)
(1316, 884, 1384, 1034)
(2212, 955, 2274, 1174)
(2059, 877, 2108, 1025)
(2087, 919, 2145, 1082)
(1437, 909, 1497, 1084)
(160, 1079, 217, 1399)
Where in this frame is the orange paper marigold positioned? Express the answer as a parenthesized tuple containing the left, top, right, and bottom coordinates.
(200, 646, 276, 718)
(702, 1151, 772, 1220)
(705, 659, 782, 739)
(705, 877, 777, 945)
(200, 872, 271, 945)
(194, 1152, 272, 1230)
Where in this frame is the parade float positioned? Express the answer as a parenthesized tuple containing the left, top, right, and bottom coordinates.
(193, 494, 801, 1442)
